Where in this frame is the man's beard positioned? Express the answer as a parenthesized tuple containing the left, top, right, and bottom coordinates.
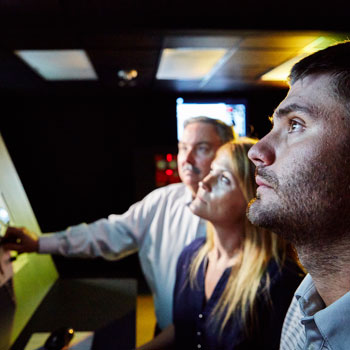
(247, 151, 350, 248)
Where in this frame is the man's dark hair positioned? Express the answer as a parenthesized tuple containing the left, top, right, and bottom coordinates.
(184, 116, 236, 144)
(289, 41, 350, 107)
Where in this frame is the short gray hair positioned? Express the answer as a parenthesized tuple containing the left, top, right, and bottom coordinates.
(184, 116, 236, 144)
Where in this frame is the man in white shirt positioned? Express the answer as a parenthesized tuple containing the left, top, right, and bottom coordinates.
(247, 41, 350, 349)
(2, 116, 235, 331)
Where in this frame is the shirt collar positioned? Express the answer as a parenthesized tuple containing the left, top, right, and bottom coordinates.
(296, 273, 350, 348)
(183, 184, 195, 205)
(314, 290, 350, 348)
(295, 273, 314, 299)
(295, 274, 325, 316)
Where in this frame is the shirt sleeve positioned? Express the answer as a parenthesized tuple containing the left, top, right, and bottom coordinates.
(38, 187, 164, 260)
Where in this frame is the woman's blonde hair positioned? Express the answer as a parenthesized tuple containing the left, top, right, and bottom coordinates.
(189, 137, 291, 335)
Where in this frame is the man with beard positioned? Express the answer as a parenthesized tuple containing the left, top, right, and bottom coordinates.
(247, 41, 350, 349)
(2, 116, 235, 333)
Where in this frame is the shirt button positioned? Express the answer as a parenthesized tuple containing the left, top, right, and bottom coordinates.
(197, 345, 202, 349)
(197, 331, 201, 336)
(198, 314, 203, 319)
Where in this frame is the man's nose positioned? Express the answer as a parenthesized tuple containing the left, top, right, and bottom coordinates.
(184, 148, 195, 164)
(248, 135, 275, 167)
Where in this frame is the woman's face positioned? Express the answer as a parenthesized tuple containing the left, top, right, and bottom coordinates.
(189, 151, 247, 226)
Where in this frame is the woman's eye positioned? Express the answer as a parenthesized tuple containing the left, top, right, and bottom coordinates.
(288, 120, 304, 133)
(220, 175, 230, 184)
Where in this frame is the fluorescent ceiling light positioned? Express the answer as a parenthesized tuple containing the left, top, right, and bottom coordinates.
(260, 54, 310, 82)
(156, 48, 228, 80)
(15, 50, 98, 80)
(261, 37, 339, 82)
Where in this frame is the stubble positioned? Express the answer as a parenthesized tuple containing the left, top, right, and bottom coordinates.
(247, 145, 350, 250)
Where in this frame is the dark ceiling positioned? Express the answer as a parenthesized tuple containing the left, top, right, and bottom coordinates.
(1, 0, 350, 95)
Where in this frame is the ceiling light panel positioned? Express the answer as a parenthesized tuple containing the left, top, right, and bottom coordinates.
(240, 34, 320, 49)
(260, 36, 345, 82)
(15, 50, 98, 80)
(156, 48, 228, 80)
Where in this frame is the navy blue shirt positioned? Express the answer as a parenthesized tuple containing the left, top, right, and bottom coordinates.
(173, 237, 304, 350)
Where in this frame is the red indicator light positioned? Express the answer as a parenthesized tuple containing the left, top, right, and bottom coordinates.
(165, 169, 173, 176)
(166, 154, 173, 162)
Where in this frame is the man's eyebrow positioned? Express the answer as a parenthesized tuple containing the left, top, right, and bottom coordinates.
(274, 103, 320, 120)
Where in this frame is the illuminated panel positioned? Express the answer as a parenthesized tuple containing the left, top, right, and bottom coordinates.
(0, 134, 58, 350)
(156, 48, 228, 80)
(261, 36, 344, 82)
(155, 154, 180, 187)
(176, 97, 246, 140)
(15, 50, 98, 80)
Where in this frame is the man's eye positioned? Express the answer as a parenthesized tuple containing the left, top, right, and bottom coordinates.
(197, 146, 210, 153)
(288, 120, 304, 133)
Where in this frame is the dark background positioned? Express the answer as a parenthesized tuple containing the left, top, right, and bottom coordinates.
(1, 1, 349, 291)
(1, 88, 287, 290)
(1, 89, 288, 230)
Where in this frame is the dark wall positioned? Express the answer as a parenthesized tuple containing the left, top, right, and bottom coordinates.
(0, 87, 288, 285)
(1, 93, 178, 230)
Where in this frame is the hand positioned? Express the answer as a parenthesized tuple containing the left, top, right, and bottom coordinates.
(0, 226, 39, 253)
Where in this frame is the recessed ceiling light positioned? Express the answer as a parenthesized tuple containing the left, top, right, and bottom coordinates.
(260, 36, 342, 82)
(14, 50, 98, 80)
(156, 48, 228, 80)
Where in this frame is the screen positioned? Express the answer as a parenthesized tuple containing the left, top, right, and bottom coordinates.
(0, 134, 58, 350)
(176, 97, 247, 141)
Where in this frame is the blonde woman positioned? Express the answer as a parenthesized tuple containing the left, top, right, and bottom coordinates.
(139, 138, 304, 350)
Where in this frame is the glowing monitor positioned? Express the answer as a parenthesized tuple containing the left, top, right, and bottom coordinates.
(0, 134, 58, 350)
(176, 97, 247, 141)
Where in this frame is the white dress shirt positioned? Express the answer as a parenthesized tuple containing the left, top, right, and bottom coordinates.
(39, 182, 206, 329)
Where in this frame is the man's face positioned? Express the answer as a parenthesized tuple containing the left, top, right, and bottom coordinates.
(247, 74, 350, 246)
(178, 122, 222, 195)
